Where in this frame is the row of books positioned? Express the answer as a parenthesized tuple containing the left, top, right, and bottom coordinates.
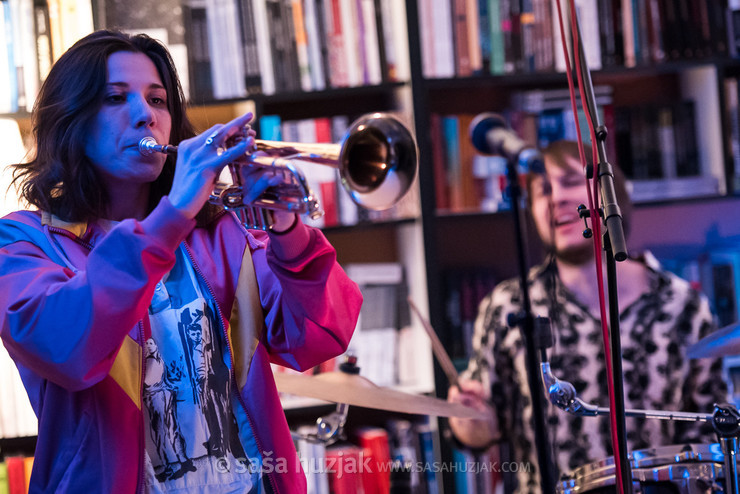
(0, 456, 33, 494)
(659, 244, 740, 409)
(431, 85, 718, 213)
(443, 268, 497, 363)
(661, 243, 740, 332)
(1, 0, 412, 112)
(611, 99, 720, 202)
(274, 262, 410, 411)
(723, 75, 740, 195)
(0, 345, 36, 441)
(0, 0, 93, 114)
(417, 0, 731, 79)
(295, 419, 440, 494)
(178, 0, 411, 101)
(259, 113, 420, 228)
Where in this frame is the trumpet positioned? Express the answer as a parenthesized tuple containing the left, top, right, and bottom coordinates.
(139, 112, 418, 230)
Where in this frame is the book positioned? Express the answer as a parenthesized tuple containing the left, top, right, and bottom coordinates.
(236, 0, 263, 95)
(441, 115, 463, 211)
(416, 423, 440, 494)
(290, 0, 312, 91)
(354, 426, 392, 493)
(451, 0, 472, 76)
(488, 0, 505, 74)
(532, 0, 553, 72)
(706, 0, 728, 56)
(182, 0, 213, 101)
(259, 114, 282, 140)
(0, 323, 38, 440)
(265, 0, 300, 93)
(251, 0, 275, 95)
(519, 0, 535, 72)
(356, 0, 382, 85)
(705, 249, 740, 328)
(0, 462, 7, 494)
(429, 113, 449, 210)
(724, 78, 740, 192)
(57, 0, 94, 55)
(325, 444, 364, 493)
(377, 0, 410, 82)
(337, 0, 361, 86)
(323, 0, 350, 87)
(4, 457, 24, 494)
(456, 113, 480, 210)
(420, 0, 454, 78)
(386, 419, 426, 493)
(21, 458, 31, 492)
(302, 0, 327, 90)
(344, 262, 404, 386)
(296, 425, 329, 494)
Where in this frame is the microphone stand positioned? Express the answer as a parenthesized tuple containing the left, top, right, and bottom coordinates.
(569, 4, 632, 492)
(504, 157, 558, 493)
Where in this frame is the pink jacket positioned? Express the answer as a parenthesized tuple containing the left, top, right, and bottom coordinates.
(0, 197, 362, 493)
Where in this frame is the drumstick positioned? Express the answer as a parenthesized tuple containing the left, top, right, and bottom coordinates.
(408, 297, 460, 389)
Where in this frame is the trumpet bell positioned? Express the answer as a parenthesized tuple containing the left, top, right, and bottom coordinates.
(339, 113, 418, 210)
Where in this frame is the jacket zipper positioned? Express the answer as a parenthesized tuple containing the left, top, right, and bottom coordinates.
(137, 320, 147, 494)
(182, 242, 279, 494)
(49, 227, 147, 494)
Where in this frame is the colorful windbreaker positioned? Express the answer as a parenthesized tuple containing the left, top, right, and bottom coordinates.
(0, 197, 362, 493)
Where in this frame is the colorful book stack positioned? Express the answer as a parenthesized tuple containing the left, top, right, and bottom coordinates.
(0, 456, 33, 494)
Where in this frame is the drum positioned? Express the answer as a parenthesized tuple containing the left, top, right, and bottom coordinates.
(558, 444, 727, 493)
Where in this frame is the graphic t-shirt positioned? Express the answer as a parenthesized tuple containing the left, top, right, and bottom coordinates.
(142, 246, 261, 493)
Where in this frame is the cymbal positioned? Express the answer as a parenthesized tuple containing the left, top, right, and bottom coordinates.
(687, 321, 740, 359)
(274, 371, 488, 419)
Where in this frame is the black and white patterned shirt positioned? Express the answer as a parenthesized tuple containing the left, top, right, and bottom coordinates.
(464, 253, 727, 493)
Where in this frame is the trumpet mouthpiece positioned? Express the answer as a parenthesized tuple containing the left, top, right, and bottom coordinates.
(138, 137, 177, 156)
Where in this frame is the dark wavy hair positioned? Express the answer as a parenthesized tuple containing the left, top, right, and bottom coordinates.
(12, 30, 196, 222)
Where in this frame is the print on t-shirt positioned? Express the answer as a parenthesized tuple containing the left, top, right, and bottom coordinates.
(144, 293, 246, 484)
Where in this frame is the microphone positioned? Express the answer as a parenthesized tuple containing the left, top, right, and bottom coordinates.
(469, 113, 544, 173)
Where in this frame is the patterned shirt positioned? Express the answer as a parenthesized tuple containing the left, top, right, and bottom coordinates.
(464, 253, 727, 493)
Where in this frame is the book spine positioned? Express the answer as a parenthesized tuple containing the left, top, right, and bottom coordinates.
(358, 0, 382, 85)
(302, 0, 327, 90)
(252, 0, 276, 94)
(338, 0, 361, 86)
(290, 0, 312, 91)
(519, 0, 535, 72)
(237, 0, 263, 95)
(182, 0, 214, 101)
(324, 0, 349, 87)
(488, 0, 504, 74)
(451, 0, 471, 76)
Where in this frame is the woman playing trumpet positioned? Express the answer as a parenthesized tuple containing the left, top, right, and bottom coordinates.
(0, 29, 362, 493)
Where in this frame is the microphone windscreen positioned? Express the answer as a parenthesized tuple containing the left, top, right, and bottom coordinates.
(469, 112, 507, 155)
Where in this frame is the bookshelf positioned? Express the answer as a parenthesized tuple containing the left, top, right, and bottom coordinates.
(6, 0, 740, 492)
(0, 2, 439, 493)
(406, 0, 740, 492)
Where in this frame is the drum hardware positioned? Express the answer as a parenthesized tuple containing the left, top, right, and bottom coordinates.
(559, 443, 727, 494)
(535, 316, 740, 493)
(543, 362, 740, 493)
(274, 355, 486, 420)
(687, 321, 740, 360)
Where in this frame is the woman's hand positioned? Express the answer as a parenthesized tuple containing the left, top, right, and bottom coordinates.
(168, 112, 257, 219)
(448, 379, 500, 449)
